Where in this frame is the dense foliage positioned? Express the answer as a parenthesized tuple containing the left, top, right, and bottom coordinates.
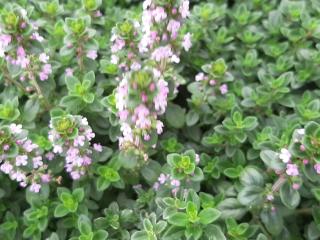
(1, 0, 320, 239)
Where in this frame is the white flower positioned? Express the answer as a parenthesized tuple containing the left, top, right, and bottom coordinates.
(39, 53, 49, 63)
(279, 148, 291, 163)
(9, 123, 22, 134)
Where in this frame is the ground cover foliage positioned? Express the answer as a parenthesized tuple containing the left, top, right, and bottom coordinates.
(1, 0, 320, 239)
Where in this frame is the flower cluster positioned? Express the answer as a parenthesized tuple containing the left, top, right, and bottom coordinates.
(111, 0, 192, 158)
(0, 124, 50, 192)
(194, 72, 228, 95)
(0, 6, 53, 91)
(153, 173, 181, 196)
(48, 113, 101, 180)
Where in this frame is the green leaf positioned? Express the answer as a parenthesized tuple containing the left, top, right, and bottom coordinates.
(238, 186, 264, 206)
(217, 198, 246, 220)
(280, 181, 300, 209)
(78, 215, 92, 235)
(205, 225, 226, 240)
(260, 209, 283, 236)
(165, 103, 185, 128)
(243, 116, 258, 130)
(73, 188, 85, 202)
(83, 93, 95, 103)
(131, 231, 149, 240)
(240, 166, 264, 187)
(65, 75, 80, 91)
(93, 230, 108, 240)
(168, 212, 189, 227)
(198, 208, 221, 224)
(260, 150, 285, 170)
(312, 188, 320, 201)
(96, 177, 111, 191)
(186, 110, 199, 126)
(54, 204, 69, 218)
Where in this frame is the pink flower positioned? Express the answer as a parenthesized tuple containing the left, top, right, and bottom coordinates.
(95, 10, 102, 17)
(111, 55, 119, 64)
(93, 143, 103, 152)
(74, 135, 86, 147)
(153, 182, 160, 190)
(158, 174, 167, 184)
(171, 179, 180, 187)
(266, 194, 274, 201)
(3, 144, 10, 151)
(144, 134, 150, 141)
(0, 34, 12, 46)
(53, 144, 63, 154)
(154, 79, 169, 113)
(153, 7, 167, 22)
(209, 80, 216, 86)
(86, 50, 98, 60)
(179, 0, 190, 18)
(134, 105, 151, 129)
(11, 171, 26, 182)
(32, 156, 43, 168)
(118, 110, 129, 121)
(171, 54, 180, 63)
(195, 73, 205, 81)
(65, 68, 74, 76)
(314, 163, 320, 174)
(15, 155, 28, 166)
(111, 38, 125, 53)
(292, 183, 300, 190)
(220, 84, 228, 95)
(31, 32, 44, 42)
(17, 46, 26, 58)
(85, 129, 95, 140)
(286, 163, 299, 176)
(30, 183, 41, 193)
(151, 46, 173, 62)
(0, 162, 13, 174)
(39, 64, 52, 81)
(23, 140, 38, 152)
(45, 152, 55, 161)
(71, 171, 81, 180)
(131, 62, 141, 71)
(143, 0, 152, 10)
(156, 120, 164, 134)
(41, 174, 51, 183)
(167, 20, 181, 39)
(182, 33, 192, 51)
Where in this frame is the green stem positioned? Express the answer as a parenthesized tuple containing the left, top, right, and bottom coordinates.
(3, 67, 27, 93)
(30, 76, 51, 110)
